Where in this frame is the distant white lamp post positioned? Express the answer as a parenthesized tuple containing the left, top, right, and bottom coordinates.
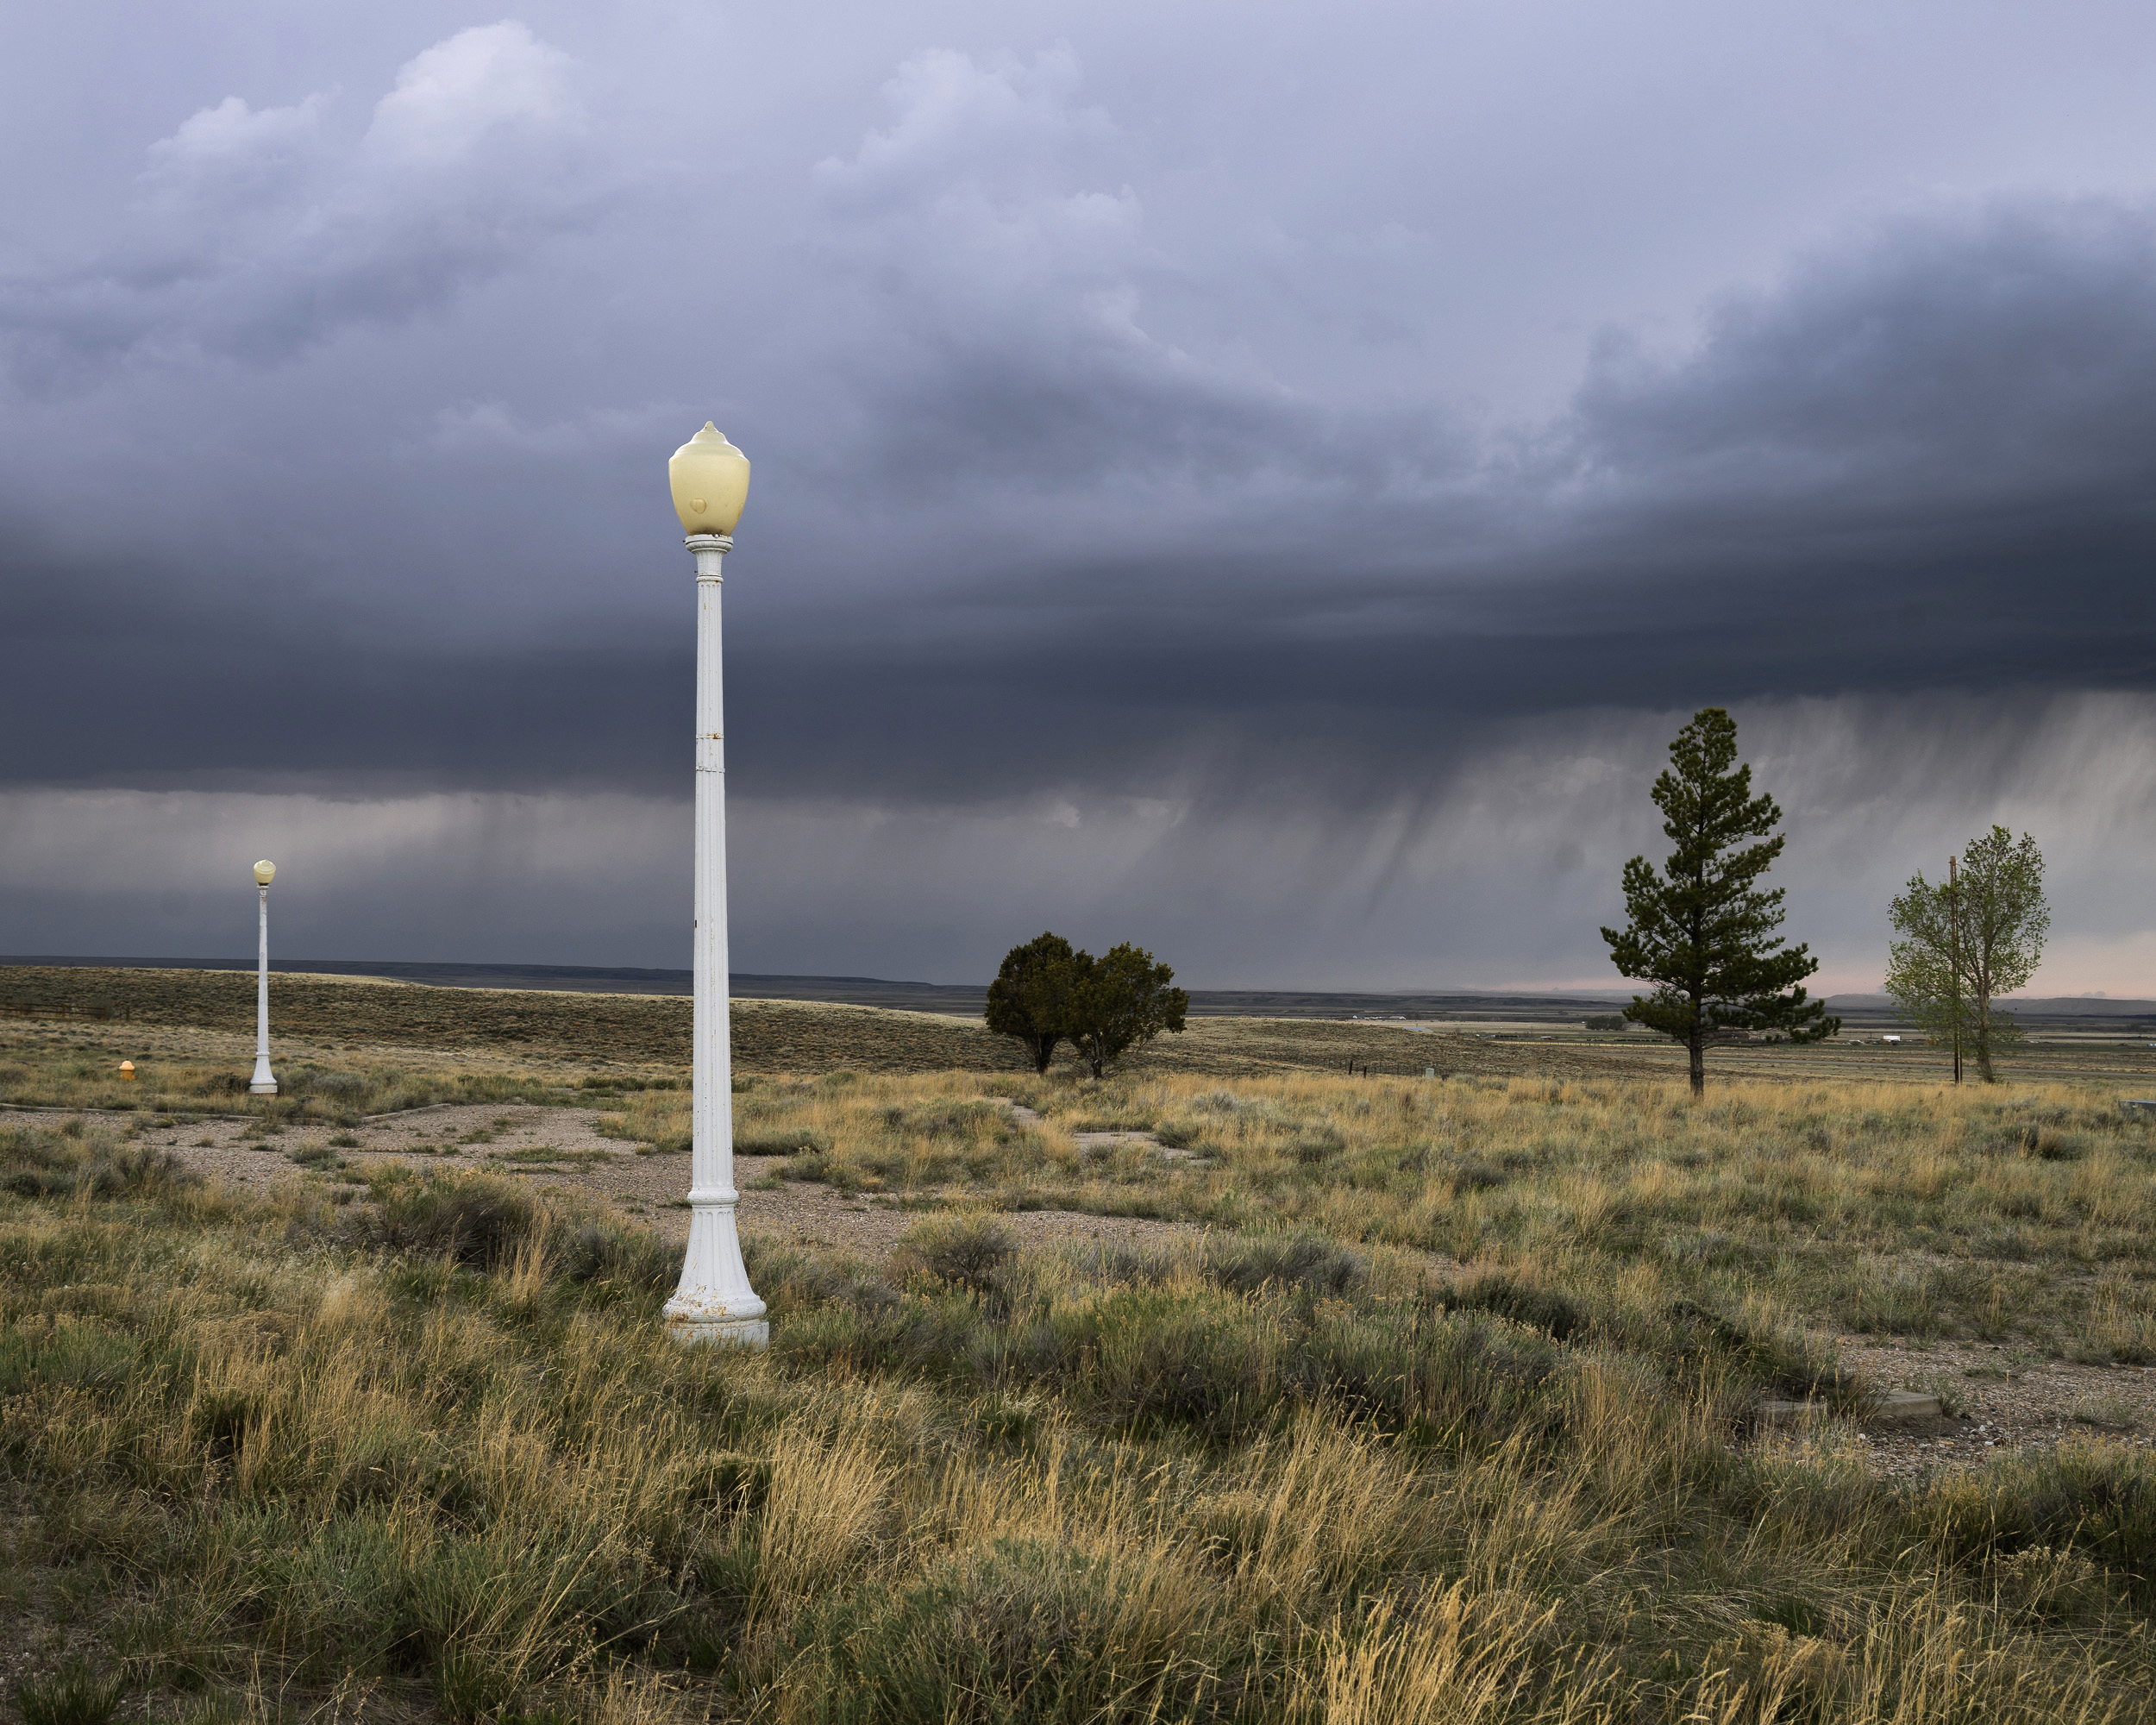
(661, 424, 768, 1348)
(249, 859, 278, 1096)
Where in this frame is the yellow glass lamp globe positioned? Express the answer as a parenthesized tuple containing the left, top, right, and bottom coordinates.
(254, 859, 276, 887)
(668, 424, 750, 536)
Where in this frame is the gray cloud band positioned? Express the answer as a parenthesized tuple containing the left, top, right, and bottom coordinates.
(2, 22, 2152, 986)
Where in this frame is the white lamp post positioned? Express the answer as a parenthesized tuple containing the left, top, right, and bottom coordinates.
(249, 859, 278, 1095)
(661, 424, 768, 1348)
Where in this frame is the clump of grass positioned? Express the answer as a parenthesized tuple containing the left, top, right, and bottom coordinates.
(1445, 1268, 1587, 1340)
(893, 1214, 1015, 1295)
(1208, 1233, 1365, 1298)
(2071, 1396, 2139, 1431)
(735, 1126, 834, 1157)
(489, 1145, 618, 1170)
(557, 1220, 674, 1293)
(16, 1659, 123, 1725)
(592, 1088, 692, 1154)
(1911, 1370, 1971, 1418)
(354, 1166, 544, 1269)
(2071, 1277, 2156, 1364)
(0, 1121, 191, 1200)
(343, 1165, 670, 1298)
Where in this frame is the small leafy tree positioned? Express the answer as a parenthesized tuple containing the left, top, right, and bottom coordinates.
(984, 932, 1082, 1074)
(1881, 900, 1971, 1080)
(1067, 943, 1189, 1079)
(1601, 707, 1836, 1095)
(1884, 826, 2048, 1083)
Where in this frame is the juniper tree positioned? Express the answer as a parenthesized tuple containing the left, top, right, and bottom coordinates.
(984, 932, 1082, 1074)
(1067, 943, 1189, 1079)
(1885, 826, 2048, 1083)
(1601, 707, 1836, 1095)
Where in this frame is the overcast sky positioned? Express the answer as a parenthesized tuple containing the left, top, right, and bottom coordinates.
(5, 1, 2155, 993)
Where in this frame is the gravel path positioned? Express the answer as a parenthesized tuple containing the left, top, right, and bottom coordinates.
(33, 1102, 1203, 1265)
(1828, 1334, 2156, 1476)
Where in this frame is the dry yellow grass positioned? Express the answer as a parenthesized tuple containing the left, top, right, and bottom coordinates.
(605, 1067, 2156, 1359)
(4, 1047, 2155, 1721)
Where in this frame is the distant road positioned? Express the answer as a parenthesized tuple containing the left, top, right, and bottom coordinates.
(0, 954, 1635, 1020)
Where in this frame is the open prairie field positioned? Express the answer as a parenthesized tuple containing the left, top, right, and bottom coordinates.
(12, 964, 2154, 1101)
(3, 969, 2156, 1722)
(0, 964, 1649, 1107)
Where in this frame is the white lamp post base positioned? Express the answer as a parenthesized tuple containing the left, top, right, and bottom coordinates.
(663, 1189, 768, 1347)
(248, 1069, 279, 1097)
(667, 1314, 770, 1348)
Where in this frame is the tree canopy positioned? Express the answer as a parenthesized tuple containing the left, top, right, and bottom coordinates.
(1068, 944, 1189, 1079)
(983, 932, 1083, 1075)
(1885, 826, 2048, 1083)
(1600, 707, 1835, 1095)
(984, 934, 1188, 1077)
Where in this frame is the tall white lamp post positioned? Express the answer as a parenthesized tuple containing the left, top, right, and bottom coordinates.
(661, 424, 768, 1348)
(249, 859, 278, 1096)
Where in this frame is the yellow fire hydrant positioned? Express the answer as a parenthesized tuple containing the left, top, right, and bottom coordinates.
(119, 1061, 136, 1081)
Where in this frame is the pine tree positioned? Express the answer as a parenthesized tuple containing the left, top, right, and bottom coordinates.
(1601, 708, 1835, 1095)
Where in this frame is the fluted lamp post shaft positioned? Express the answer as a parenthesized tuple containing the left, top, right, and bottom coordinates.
(662, 425, 767, 1348)
(249, 859, 278, 1096)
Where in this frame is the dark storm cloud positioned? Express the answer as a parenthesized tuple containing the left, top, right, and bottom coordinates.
(9, 171, 2156, 812)
(7, 9, 2156, 984)
(1568, 200, 2156, 499)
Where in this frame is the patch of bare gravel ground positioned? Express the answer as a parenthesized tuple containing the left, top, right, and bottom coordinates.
(1829, 1336, 2156, 1477)
(6, 1101, 1204, 1267)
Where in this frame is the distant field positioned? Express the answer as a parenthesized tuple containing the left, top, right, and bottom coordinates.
(6, 966, 2154, 1101)
(0, 964, 1645, 1084)
(2, 953, 1648, 1019)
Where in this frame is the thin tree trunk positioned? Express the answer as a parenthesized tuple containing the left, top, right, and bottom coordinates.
(1688, 1019, 1705, 1097)
(1974, 985, 1996, 1082)
(1949, 856, 1963, 1085)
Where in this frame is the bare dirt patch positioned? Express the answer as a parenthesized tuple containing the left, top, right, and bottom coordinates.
(38, 1102, 1204, 1267)
(1830, 1334, 2156, 1477)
